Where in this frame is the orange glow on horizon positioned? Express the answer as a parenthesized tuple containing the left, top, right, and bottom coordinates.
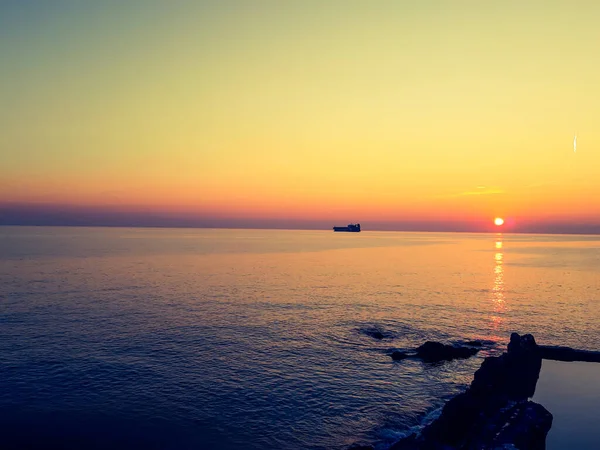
(2, 3, 600, 231)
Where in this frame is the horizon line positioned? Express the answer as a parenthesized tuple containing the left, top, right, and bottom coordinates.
(2, 223, 600, 237)
(2, 202, 600, 235)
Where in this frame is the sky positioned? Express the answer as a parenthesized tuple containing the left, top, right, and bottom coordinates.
(2, 1, 600, 232)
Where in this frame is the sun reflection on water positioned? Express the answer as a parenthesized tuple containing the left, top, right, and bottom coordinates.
(490, 235, 505, 330)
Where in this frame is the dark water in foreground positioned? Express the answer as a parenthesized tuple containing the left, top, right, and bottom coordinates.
(534, 360, 600, 449)
(1, 227, 599, 449)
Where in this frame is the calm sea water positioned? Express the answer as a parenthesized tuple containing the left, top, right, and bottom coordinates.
(1, 227, 599, 449)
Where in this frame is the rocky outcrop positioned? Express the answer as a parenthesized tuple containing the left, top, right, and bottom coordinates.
(389, 333, 552, 450)
(485, 401, 553, 450)
(389, 341, 480, 363)
(352, 334, 599, 450)
(415, 341, 479, 362)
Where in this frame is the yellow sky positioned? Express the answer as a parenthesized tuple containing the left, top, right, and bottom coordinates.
(2, 1, 600, 229)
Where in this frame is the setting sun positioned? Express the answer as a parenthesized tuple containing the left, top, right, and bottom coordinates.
(494, 218, 505, 226)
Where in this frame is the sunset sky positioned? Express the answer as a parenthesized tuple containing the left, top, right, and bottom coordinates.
(2, 1, 600, 232)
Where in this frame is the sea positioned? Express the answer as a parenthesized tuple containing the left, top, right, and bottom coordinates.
(1, 227, 599, 449)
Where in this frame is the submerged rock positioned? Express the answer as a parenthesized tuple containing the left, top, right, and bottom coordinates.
(464, 339, 496, 348)
(369, 331, 385, 340)
(389, 341, 480, 363)
(362, 328, 387, 340)
(389, 333, 552, 450)
(391, 350, 410, 361)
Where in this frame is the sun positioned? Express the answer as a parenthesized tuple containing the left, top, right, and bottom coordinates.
(494, 217, 505, 226)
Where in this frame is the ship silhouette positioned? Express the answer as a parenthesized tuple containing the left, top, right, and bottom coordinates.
(333, 223, 361, 232)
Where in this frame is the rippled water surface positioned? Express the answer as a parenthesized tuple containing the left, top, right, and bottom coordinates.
(1, 227, 599, 449)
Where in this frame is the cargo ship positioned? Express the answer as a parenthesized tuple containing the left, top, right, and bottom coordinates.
(333, 223, 361, 232)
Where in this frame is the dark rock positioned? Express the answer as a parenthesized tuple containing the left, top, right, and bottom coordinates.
(465, 339, 496, 347)
(391, 351, 410, 361)
(390, 341, 480, 363)
(389, 333, 552, 450)
(539, 345, 600, 363)
(491, 401, 553, 450)
(508, 332, 538, 356)
(471, 355, 508, 396)
(419, 391, 482, 446)
(507, 331, 522, 353)
(468, 333, 541, 401)
(505, 333, 542, 400)
(415, 341, 479, 362)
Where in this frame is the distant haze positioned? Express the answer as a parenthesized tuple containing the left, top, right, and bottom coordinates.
(2, 2, 600, 229)
(2, 202, 600, 235)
